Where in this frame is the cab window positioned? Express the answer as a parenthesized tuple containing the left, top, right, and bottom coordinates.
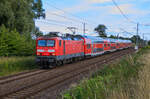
(38, 40, 46, 46)
(87, 44, 91, 49)
(47, 40, 55, 47)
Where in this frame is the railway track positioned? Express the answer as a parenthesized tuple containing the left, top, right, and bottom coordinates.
(0, 70, 49, 84)
(0, 48, 135, 99)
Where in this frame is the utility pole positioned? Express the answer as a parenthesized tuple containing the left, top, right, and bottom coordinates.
(83, 23, 86, 36)
(143, 33, 145, 47)
(83, 23, 88, 36)
(117, 33, 119, 40)
(135, 23, 139, 50)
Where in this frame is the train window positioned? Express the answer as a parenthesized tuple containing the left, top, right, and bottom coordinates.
(47, 40, 55, 47)
(38, 40, 46, 46)
(87, 44, 91, 49)
(59, 40, 62, 46)
(38, 40, 55, 47)
(104, 44, 107, 47)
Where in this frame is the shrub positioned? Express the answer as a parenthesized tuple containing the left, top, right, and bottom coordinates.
(0, 25, 35, 56)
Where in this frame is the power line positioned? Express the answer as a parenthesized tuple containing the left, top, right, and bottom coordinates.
(40, 0, 147, 38)
(106, 26, 135, 38)
(36, 20, 84, 32)
(119, 28, 135, 36)
(47, 12, 96, 33)
(107, 25, 135, 34)
(44, 19, 72, 24)
(43, 5, 96, 30)
(111, 0, 150, 27)
(46, 0, 150, 28)
(111, 0, 137, 24)
(45, 0, 98, 26)
(37, 20, 68, 27)
(45, 1, 87, 23)
(48, 13, 83, 23)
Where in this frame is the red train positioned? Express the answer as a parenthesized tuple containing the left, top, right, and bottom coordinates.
(36, 34, 132, 68)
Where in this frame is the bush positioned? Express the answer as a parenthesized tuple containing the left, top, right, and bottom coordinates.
(0, 25, 35, 56)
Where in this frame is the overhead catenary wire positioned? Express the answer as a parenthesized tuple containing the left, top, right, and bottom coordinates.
(37, 0, 145, 38)
(43, 0, 97, 34)
(45, 0, 98, 26)
(45, 0, 135, 36)
(47, 12, 83, 24)
(107, 25, 135, 35)
(111, 0, 137, 24)
(45, 1, 87, 23)
(119, 28, 135, 36)
(111, 0, 150, 27)
(37, 16, 136, 37)
(44, 19, 73, 24)
(36, 20, 84, 32)
(37, 20, 68, 27)
(46, 12, 97, 33)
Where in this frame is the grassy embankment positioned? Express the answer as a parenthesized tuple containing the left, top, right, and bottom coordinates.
(0, 56, 36, 77)
(62, 47, 150, 99)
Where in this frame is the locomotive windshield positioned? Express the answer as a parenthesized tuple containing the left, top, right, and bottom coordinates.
(47, 40, 55, 47)
(38, 40, 55, 47)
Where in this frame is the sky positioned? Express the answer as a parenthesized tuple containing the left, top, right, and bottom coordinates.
(35, 0, 150, 40)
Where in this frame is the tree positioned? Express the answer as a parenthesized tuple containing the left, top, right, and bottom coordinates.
(0, 0, 45, 34)
(130, 35, 141, 43)
(148, 41, 150, 45)
(0, 25, 9, 56)
(0, 0, 44, 56)
(0, 25, 35, 56)
(32, 27, 43, 38)
(94, 24, 107, 37)
(109, 35, 117, 39)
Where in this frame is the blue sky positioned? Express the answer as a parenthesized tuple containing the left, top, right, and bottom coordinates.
(36, 0, 150, 40)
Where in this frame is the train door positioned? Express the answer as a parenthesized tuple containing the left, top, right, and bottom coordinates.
(91, 43, 94, 56)
(63, 41, 65, 55)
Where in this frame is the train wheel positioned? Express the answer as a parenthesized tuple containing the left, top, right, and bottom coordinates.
(56, 61, 62, 66)
(70, 58, 73, 63)
(59, 61, 63, 66)
(73, 58, 77, 62)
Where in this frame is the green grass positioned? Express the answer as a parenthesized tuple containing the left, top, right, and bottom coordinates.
(0, 56, 37, 77)
(62, 47, 150, 99)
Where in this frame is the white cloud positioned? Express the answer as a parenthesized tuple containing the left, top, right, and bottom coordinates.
(85, 0, 112, 4)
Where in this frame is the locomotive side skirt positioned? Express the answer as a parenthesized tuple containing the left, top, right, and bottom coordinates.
(36, 52, 84, 63)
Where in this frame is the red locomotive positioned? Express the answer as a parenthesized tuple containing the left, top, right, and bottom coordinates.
(36, 34, 132, 68)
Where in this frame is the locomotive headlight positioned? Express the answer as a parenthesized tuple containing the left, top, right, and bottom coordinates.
(37, 49, 44, 52)
(51, 53, 55, 56)
(37, 53, 40, 56)
(48, 50, 55, 52)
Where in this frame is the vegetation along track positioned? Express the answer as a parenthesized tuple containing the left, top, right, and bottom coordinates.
(0, 48, 135, 99)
